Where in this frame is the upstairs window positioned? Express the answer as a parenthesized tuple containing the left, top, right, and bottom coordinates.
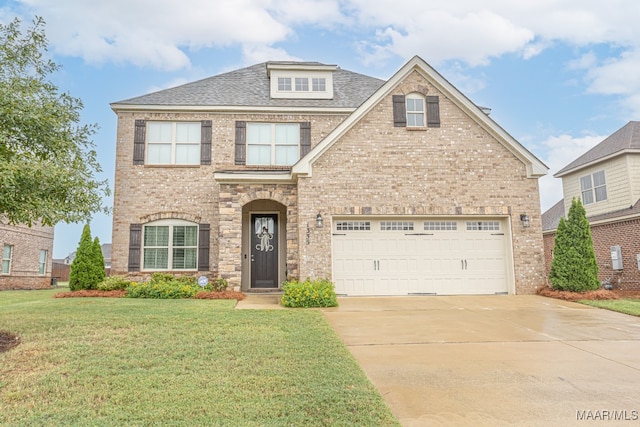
(295, 77, 309, 91)
(2, 245, 12, 274)
(146, 122, 201, 165)
(247, 123, 300, 166)
(580, 170, 607, 205)
(312, 78, 326, 91)
(278, 77, 291, 91)
(406, 94, 425, 127)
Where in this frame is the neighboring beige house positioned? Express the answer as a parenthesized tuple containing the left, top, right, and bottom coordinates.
(110, 56, 548, 296)
(0, 222, 54, 290)
(542, 121, 640, 290)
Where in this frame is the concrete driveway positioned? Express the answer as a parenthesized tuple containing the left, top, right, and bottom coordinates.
(322, 295, 640, 426)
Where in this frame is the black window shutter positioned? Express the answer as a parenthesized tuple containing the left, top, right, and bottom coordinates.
(133, 120, 146, 165)
(198, 224, 210, 271)
(201, 120, 212, 165)
(392, 95, 406, 127)
(235, 121, 246, 165)
(426, 96, 440, 127)
(128, 224, 142, 272)
(300, 122, 311, 157)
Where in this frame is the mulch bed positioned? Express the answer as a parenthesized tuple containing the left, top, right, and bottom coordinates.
(537, 287, 640, 302)
(0, 330, 20, 353)
(53, 289, 245, 300)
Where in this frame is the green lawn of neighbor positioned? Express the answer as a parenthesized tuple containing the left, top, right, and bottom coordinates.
(0, 289, 399, 426)
(580, 298, 640, 317)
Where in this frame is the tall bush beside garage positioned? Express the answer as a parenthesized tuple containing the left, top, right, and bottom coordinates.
(549, 198, 600, 292)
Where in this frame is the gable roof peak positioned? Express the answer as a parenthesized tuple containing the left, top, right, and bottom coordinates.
(555, 121, 640, 177)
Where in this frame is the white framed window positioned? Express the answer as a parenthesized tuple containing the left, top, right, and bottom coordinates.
(2, 245, 12, 274)
(278, 77, 291, 91)
(312, 78, 326, 92)
(295, 77, 309, 91)
(247, 123, 300, 166)
(580, 170, 607, 205)
(39, 249, 47, 275)
(406, 94, 425, 127)
(146, 122, 200, 165)
(143, 220, 198, 271)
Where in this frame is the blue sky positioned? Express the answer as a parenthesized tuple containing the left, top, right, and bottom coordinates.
(2, 0, 640, 258)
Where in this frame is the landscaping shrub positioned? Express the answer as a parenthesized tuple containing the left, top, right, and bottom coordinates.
(211, 277, 228, 292)
(281, 278, 338, 308)
(125, 273, 203, 299)
(97, 275, 132, 291)
(69, 224, 103, 291)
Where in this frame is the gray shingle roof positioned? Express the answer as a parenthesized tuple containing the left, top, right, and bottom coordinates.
(112, 62, 385, 109)
(541, 199, 565, 231)
(555, 121, 640, 176)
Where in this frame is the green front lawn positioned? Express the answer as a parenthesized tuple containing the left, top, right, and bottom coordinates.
(579, 298, 640, 317)
(0, 289, 399, 426)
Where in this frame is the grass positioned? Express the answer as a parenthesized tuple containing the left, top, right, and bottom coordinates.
(579, 298, 640, 317)
(0, 289, 399, 426)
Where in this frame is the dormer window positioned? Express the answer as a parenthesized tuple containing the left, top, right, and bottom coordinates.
(267, 62, 336, 99)
(295, 78, 309, 91)
(278, 77, 291, 91)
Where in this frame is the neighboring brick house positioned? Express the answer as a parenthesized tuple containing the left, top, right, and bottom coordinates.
(542, 121, 640, 290)
(110, 56, 548, 295)
(0, 222, 54, 290)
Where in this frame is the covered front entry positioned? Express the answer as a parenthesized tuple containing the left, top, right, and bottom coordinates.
(242, 200, 287, 291)
(332, 217, 513, 296)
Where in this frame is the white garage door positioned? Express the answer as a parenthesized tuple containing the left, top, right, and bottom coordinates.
(332, 218, 510, 296)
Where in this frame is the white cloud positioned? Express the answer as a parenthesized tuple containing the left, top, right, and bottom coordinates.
(536, 133, 604, 211)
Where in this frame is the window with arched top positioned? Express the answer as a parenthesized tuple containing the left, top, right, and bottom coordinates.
(406, 94, 426, 127)
(142, 219, 199, 271)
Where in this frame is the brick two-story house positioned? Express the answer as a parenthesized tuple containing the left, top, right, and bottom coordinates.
(110, 56, 548, 296)
(542, 121, 640, 290)
(0, 222, 53, 290)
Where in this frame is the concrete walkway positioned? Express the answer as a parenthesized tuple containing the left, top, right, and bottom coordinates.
(322, 295, 640, 426)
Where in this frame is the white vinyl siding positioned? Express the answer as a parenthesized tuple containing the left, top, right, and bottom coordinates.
(147, 122, 200, 165)
(563, 157, 631, 216)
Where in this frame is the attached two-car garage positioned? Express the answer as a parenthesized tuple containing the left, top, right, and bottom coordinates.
(332, 217, 513, 296)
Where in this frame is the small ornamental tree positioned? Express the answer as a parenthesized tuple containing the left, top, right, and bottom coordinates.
(69, 224, 103, 291)
(92, 236, 106, 284)
(549, 198, 600, 292)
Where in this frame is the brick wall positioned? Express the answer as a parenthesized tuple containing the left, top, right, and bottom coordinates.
(111, 110, 348, 279)
(544, 218, 640, 290)
(0, 222, 54, 290)
(296, 71, 547, 294)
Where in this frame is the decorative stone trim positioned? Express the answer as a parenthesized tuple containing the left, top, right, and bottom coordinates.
(139, 211, 202, 224)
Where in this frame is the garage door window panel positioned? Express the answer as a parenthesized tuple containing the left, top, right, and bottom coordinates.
(466, 221, 500, 231)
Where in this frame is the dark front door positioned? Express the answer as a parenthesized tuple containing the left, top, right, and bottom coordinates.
(251, 214, 278, 288)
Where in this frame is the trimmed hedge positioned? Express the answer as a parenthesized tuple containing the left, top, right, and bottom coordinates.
(125, 273, 202, 299)
(281, 278, 338, 308)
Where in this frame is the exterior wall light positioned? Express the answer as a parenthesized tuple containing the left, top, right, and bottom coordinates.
(520, 214, 530, 228)
(316, 213, 324, 228)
